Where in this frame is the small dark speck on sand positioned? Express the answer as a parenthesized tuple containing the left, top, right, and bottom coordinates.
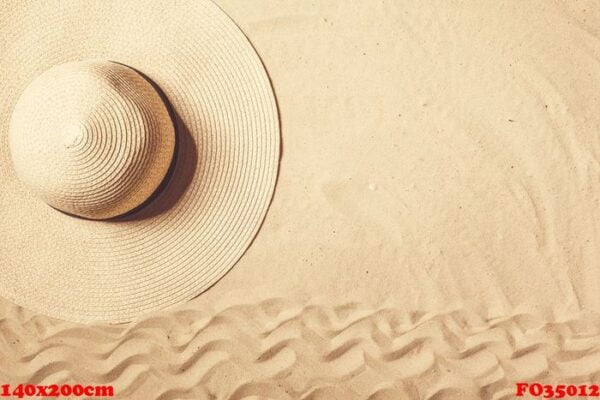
(508, 119, 515, 122)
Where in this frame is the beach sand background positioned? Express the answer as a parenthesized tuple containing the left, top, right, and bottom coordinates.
(1, 0, 599, 398)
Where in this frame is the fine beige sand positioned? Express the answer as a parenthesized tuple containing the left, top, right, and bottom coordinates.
(1, 0, 599, 398)
(2, 299, 600, 399)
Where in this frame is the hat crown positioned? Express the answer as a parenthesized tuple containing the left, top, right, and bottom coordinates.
(8, 61, 176, 220)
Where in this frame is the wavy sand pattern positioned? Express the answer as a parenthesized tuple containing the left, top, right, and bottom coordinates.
(1, 298, 599, 399)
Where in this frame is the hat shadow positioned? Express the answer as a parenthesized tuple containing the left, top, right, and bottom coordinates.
(116, 112, 197, 222)
(114, 68, 198, 222)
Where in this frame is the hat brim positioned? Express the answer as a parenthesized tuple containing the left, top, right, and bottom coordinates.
(0, 0, 280, 323)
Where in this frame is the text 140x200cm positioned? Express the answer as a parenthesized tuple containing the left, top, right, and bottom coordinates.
(0, 383, 114, 398)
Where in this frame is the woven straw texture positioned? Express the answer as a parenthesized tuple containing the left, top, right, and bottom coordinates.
(9, 61, 176, 220)
(0, 0, 280, 323)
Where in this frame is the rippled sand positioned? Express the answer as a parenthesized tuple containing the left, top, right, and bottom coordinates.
(2, 299, 600, 399)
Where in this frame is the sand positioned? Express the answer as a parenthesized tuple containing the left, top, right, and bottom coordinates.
(1, 0, 599, 398)
(2, 299, 600, 399)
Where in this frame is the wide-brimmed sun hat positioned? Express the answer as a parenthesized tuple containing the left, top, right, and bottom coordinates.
(0, 0, 280, 323)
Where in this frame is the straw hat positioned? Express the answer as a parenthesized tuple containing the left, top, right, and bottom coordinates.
(0, 0, 279, 323)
